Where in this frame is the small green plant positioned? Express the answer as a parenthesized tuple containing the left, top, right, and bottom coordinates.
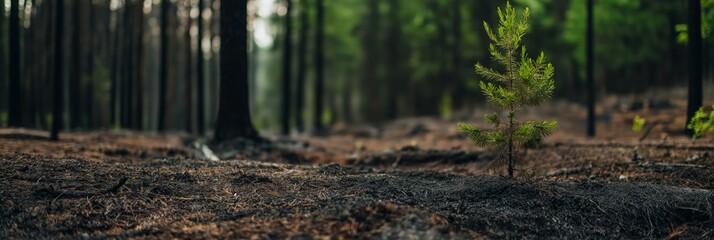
(687, 105, 714, 139)
(632, 115, 646, 133)
(458, 2, 557, 178)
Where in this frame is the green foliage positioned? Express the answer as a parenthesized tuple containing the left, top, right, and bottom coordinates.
(458, 2, 557, 177)
(632, 115, 645, 133)
(563, 0, 671, 72)
(676, 0, 714, 44)
(687, 106, 714, 139)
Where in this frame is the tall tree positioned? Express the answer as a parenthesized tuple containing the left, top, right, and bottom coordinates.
(586, 0, 595, 137)
(686, 0, 703, 136)
(70, 0, 81, 129)
(196, 0, 205, 134)
(281, 0, 294, 135)
(185, 0, 193, 132)
(451, 0, 463, 111)
(132, 0, 145, 129)
(213, 0, 259, 142)
(295, 0, 309, 133)
(313, 0, 324, 133)
(51, 0, 65, 140)
(158, 0, 169, 131)
(0, 0, 5, 126)
(110, 1, 122, 128)
(8, 0, 21, 127)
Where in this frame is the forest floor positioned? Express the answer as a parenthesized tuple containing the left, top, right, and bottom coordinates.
(2, 97, 714, 239)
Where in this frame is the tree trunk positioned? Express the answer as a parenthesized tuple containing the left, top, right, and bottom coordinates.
(213, 0, 259, 142)
(185, 0, 193, 133)
(158, 0, 170, 131)
(385, 0, 400, 120)
(586, 0, 596, 137)
(70, 0, 81, 129)
(281, 0, 293, 135)
(8, 0, 21, 127)
(295, 0, 308, 133)
(686, 0, 703, 136)
(51, 0, 65, 140)
(0, 0, 5, 126)
(196, 0, 205, 134)
(133, 0, 145, 130)
(451, 0, 463, 111)
(121, 2, 133, 129)
(313, 0, 324, 133)
(110, 2, 121, 129)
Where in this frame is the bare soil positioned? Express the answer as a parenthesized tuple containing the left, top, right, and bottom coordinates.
(1, 99, 714, 239)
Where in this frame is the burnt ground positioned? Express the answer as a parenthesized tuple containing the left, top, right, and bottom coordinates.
(2, 97, 714, 239)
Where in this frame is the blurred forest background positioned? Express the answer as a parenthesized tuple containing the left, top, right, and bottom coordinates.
(0, 0, 713, 135)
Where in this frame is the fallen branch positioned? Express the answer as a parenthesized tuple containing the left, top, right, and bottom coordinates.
(35, 176, 128, 199)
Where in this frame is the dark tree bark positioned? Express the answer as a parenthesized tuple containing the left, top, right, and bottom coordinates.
(185, 1, 193, 133)
(586, 0, 596, 137)
(21, 0, 34, 128)
(133, 0, 145, 130)
(158, 0, 169, 131)
(120, 2, 134, 129)
(196, 0, 205, 134)
(110, 2, 122, 128)
(313, 0, 324, 133)
(8, 0, 21, 127)
(212, 0, 259, 142)
(450, 0, 463, 111)
(686, 0, 703, 136)
(0, 0, 5, 126)
(51, 0, 65, 141)
(70, 0, 81, 129)
(295, 0, 308, 133)
(85, 0, 96, 128)
(362, 0, 381, 122)
(281, 0, 294, 135)
(385, 0, 401, 120)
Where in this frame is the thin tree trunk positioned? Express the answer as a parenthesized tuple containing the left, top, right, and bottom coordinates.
(451, 0, 463, 111)
(586, 0, 596, 137)
(70, 0, 81, 129)
(686, 0, 703, 136)
(281, 0, 293, 135)
(185, 1, 193, 133)
(213, 0, 259, 142)
(196, 0, 205, 134)
(85, 0, 95, 128)
(51, 0, 65, 140)
(21, 0, 35, 128)
(158, 0, 170, 131)
(9, 0, 21, 127)
(121, 2, 133, 129)
(0, 0, 5, 126)
(295, 0, 308, 133)
(110, 2, 121, 128)
(385, 0, 400, 120)
(313, 0, 324, 133)
(133, 0, 145, 130)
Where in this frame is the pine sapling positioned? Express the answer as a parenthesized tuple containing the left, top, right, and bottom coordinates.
(458, 2, 557, 178)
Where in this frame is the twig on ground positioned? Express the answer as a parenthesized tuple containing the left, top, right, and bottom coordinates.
(36, 176, 128, 199)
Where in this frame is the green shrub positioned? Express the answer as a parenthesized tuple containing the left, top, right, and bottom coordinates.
(687, 105, 714, 139)
(632, 115, 646, 133)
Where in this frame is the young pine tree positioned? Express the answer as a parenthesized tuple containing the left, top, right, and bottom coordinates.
(457, 2, 557, 178)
